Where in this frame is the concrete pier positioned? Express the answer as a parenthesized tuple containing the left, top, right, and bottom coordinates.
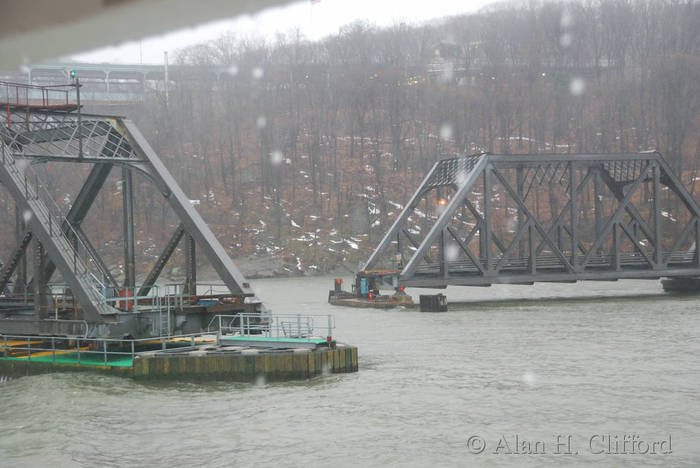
(131, 344, 358, 381)
(0, 341, 358, 382)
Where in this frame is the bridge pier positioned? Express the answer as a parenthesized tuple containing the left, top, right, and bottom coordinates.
(419, 294, 448, 312)
(661, 277, 700, 293)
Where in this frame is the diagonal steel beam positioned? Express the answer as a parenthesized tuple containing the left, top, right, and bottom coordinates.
(76, 226, 117, 287)
(494, 219, 530, 273)
(495, 218, 532, 272)
(363, 162, 439, 271)
(0, 161, 108, 322)
(446, 225, 485, 274)
(464, 199, 507, 254)
(401, 229, 432, 264)
(137, 224, 185, 297)
(581, 164, 650, 268)
(67, 163, 113, 225)
(560, 224, 589, 256)
(120, 119, 253, 296)
(461, 220, 482, 248)
(663, 216, 697, 266)
(492, 168, 575, 273)
(599, 168, 657, 250)
(43, 163, 113, 283)
(0, 231, 33, 294)
(534, 169, 595, 257)
(655, 153, 700, 217)
(618, 221, 655, 268)
(401, 156, 489, 279)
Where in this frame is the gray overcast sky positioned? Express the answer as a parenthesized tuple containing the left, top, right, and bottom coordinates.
(69, 0, 498, 64)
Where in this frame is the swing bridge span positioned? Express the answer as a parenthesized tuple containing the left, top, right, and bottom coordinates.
(356, 151, 700, 293)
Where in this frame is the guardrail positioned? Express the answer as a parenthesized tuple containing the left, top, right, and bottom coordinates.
(207, 313, 335, 342)
(0, 145, 109, 300)
(0, 81, 72, 108)
(0, 332, 208, 367)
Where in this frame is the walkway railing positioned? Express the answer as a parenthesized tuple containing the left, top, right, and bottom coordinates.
(0, 81, 72, 108)
(20, 281, 237, 314)
(1, 144, 109, 302)
(207, 313, 335, 342)
(0, 332, 209, 367)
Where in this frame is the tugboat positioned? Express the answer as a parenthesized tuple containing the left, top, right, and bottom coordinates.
(328, 275, 414, 309)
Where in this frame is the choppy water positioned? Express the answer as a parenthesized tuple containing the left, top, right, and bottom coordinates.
(1, 277, 698, 467)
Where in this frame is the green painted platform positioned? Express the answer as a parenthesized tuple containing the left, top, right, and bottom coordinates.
(0, 353, 133, 368)
(220, 336, 329, 344)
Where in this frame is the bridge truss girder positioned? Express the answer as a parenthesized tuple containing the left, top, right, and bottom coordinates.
(363, 152, 700, 289)
(0, 105, 254, 337)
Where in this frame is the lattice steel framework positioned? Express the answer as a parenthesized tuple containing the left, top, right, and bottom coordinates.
(0, 87, 255, 337)
(362, 152, 700, 289)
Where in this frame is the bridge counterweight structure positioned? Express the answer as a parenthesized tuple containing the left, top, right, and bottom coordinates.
(360, 152, 700, 291)
(0, 81, 258, 338)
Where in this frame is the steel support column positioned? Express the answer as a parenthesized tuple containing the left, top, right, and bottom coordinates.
(653, 162, 662, 267)
(439, 229, 447, 279)
(696, 218, 700, 267)
(528, 224, 536, 274)
(569, 162, 577, 267)
(593, 169, 602, 246)
(612, 223, 620, 270)
(483, 166, 492, 272)
(33, 240, 49, 319)
(516, 166, 525, 258)
(122, 166, 135, 290)
(184, 234, 196, 295)
(13, 205, 27, 294)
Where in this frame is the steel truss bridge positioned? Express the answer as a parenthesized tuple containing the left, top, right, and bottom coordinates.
(0, 81, 256, 338)
(361, 152, 700, 291)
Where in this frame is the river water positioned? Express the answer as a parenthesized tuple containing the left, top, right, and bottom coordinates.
(0, 277, 698, 467)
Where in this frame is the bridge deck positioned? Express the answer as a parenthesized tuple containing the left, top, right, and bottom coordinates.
(398, 252, 700, 287)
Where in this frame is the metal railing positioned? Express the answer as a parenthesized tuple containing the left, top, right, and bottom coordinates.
(0, 81, 72, 108)
(30, 281, 238, 318)
(193, 283, 231, 296)
(0, 144, 109, 301)
(208, 313, 335, 342)
(0, 332, 209, 367)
